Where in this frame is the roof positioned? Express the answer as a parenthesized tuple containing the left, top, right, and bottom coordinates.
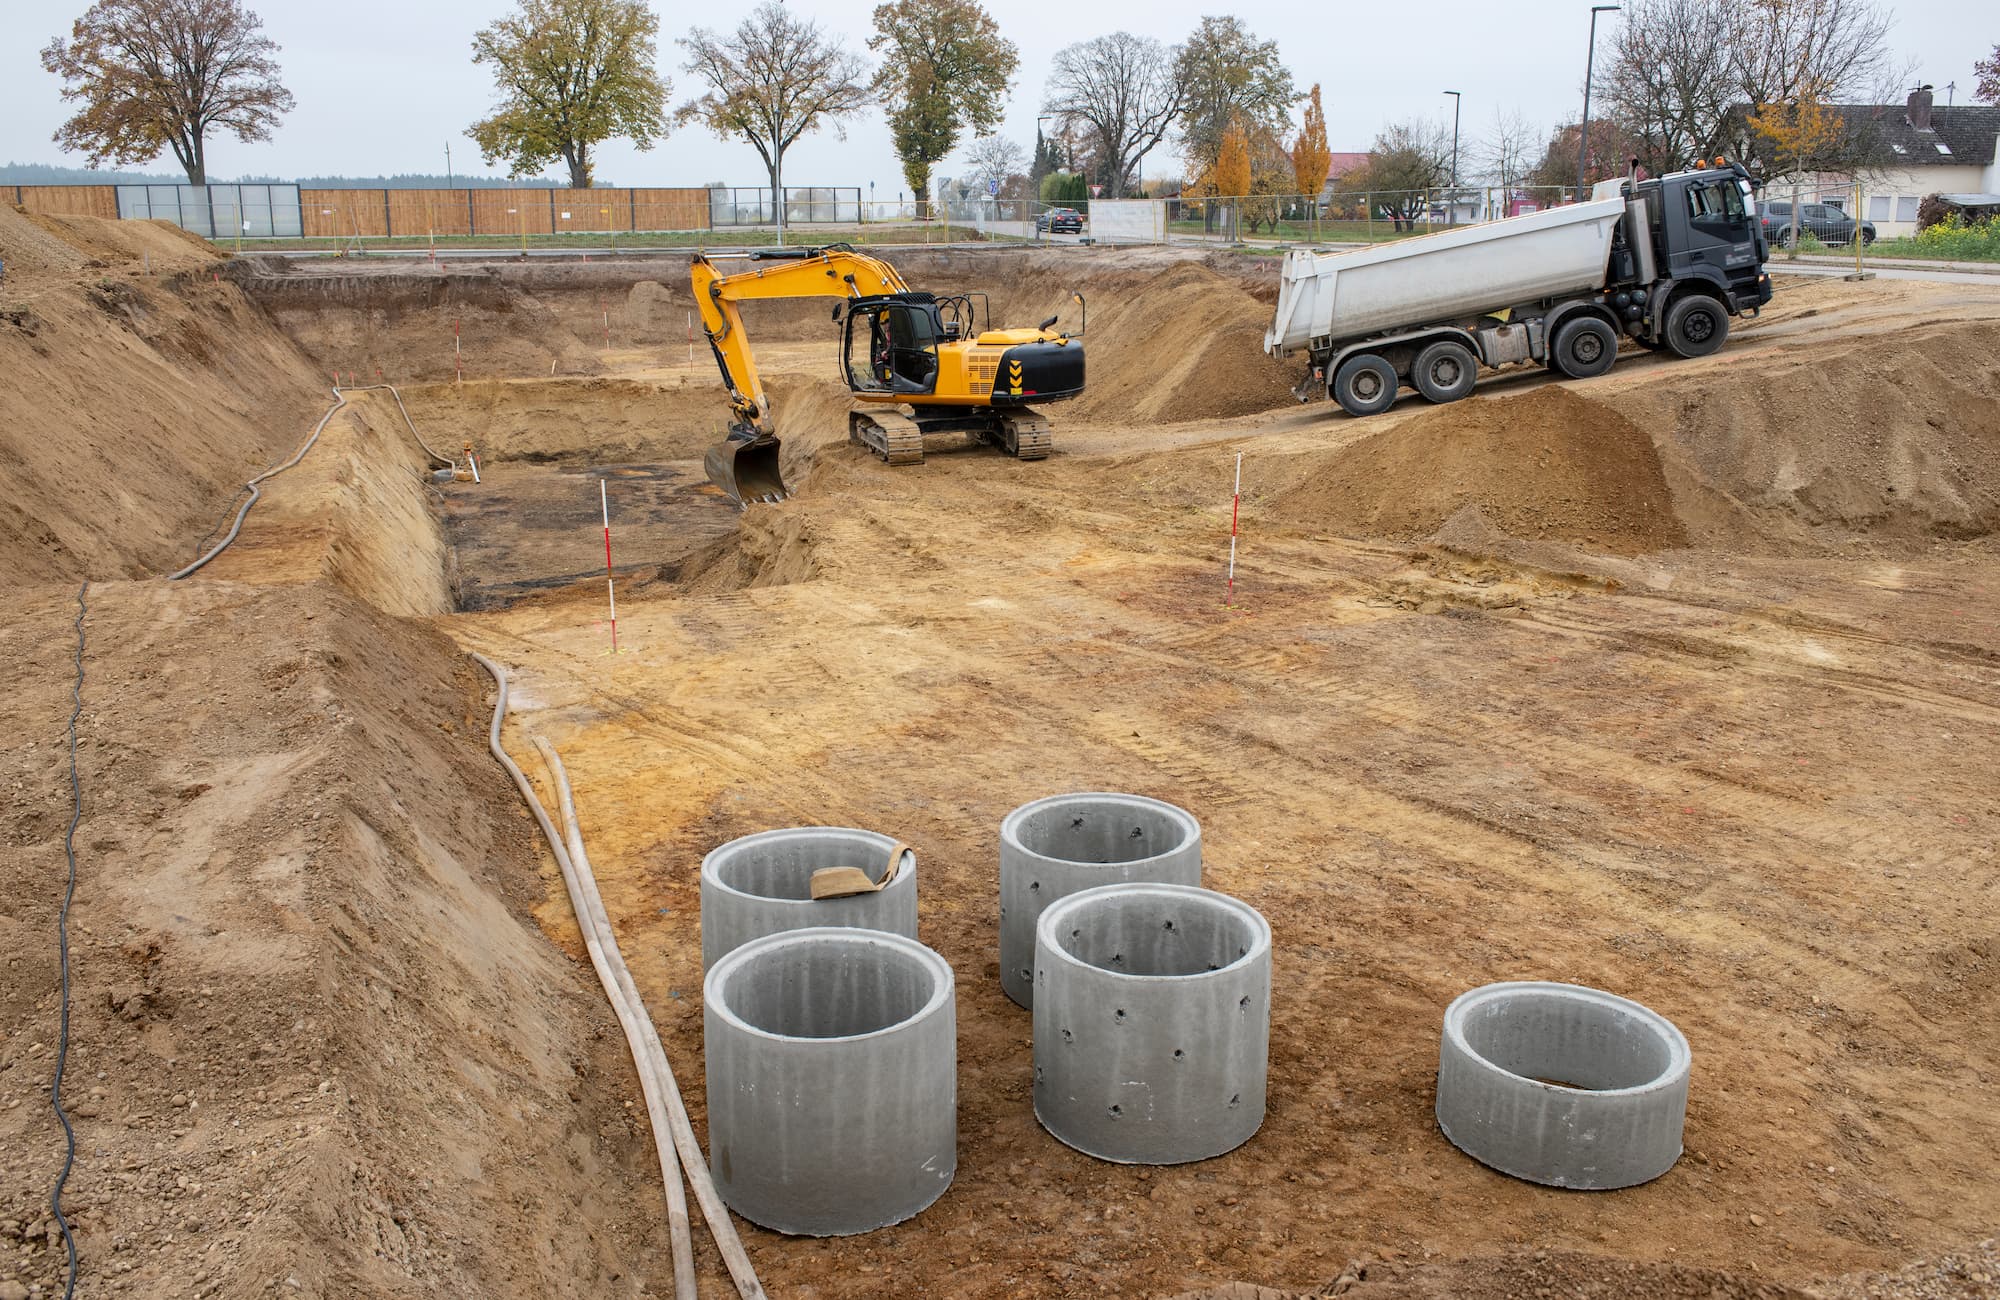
(1721, 100, 2000, 171)
(1315, 153, 1377, 204)
(1830, 102, 2000, 167)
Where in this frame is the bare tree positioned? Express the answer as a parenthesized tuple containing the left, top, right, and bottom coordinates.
(962, 134, 1026, 195)
(678, 2, 870, 228)
(1338, 118, 1451, 231)
(1474, 108, 1541, 194)
(40, 0, 294, 185)
(1600, 0, 1739, 174)
(1042, 32, 1186, 198)
(1730, 0, 1894, 109)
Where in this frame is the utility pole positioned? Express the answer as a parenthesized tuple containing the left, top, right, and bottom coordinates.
(445, 141, 453, 189)
(1444, 90, 1461, 224)
(1578, 5, 1620, 201)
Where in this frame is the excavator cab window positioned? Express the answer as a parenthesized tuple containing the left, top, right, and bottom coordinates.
(843, 301, 939, 395)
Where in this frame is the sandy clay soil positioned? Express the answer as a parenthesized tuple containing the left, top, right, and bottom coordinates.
(4, 215, 1998, 1300)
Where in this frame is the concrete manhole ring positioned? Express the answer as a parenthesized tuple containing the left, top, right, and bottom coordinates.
(700, 826, 917, 970)
(1435, 981, 1691, 1189)
(999, 792, 1201, 1009)
(703, 926, 956, 1235)
(1032, 882, 1271, 1164)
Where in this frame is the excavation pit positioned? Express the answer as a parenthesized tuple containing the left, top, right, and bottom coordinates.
(999, 793, 1202, 1009)
(700, 827, 918, 970)
(1032, 883, 1271, 1165)
(1435, 981, 1691, 1190)
(703, 927, 957, 1236)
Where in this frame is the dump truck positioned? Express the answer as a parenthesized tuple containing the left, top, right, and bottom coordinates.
(1266, 161, 1773, 417)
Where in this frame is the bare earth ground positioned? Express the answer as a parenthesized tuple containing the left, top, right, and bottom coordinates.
(4, 215, 1997, 1299)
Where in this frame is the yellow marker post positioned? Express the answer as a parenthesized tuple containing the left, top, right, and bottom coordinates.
(1844, 178, 1873, 283)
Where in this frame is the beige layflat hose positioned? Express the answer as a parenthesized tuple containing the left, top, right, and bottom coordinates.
(472, 652, 764, 1300)
(169, 383, 455, 581)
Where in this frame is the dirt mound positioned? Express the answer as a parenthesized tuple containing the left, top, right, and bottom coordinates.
(0, 257, 328, 584)
(26, 211, 220, 274)
(661, 507, 819, 593)
(1274, 384, 1689, 554)
(1608, 319, 2000, 550)
(0, 580, 668, 1298)
(1064, 259, 1297, 423)
(2, 205, 93, 277)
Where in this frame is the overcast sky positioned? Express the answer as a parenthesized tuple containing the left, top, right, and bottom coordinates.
(2, 0, 1990, 190)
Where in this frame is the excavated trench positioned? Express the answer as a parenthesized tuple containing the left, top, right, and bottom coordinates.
(12, 204, 2000, 1300)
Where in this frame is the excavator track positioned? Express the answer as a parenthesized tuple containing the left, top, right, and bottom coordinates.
(996, 408, 1053, 461)
(850, 409, 925, 466)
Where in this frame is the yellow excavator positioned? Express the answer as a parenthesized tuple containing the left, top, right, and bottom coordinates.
(690, 243, 1086, 504)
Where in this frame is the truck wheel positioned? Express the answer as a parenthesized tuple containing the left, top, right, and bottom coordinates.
(1551, 317, 1617, 380)
(1411, 341, 1478, 404)
(1332, 354, 1399, 418)
(1663, 295, 1728, 358)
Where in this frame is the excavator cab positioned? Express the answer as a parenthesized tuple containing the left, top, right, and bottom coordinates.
(843, 297, 942, 395)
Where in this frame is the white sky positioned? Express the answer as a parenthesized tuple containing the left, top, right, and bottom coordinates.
(1, 0, 1990, 190)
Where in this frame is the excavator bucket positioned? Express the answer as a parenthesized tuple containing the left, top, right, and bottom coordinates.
(705, 433, 787, 505)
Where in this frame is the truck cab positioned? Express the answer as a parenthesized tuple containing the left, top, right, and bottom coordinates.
(1626, 164, 1771, 319)
(1267, 159, 1774, 418)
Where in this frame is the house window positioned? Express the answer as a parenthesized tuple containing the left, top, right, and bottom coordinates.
(1868, 195, 1891, 221)
(1896, 196, 1919, 222)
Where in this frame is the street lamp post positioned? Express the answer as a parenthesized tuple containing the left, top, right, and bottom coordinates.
(1443, 90, 1461, 224)
(1578, 5, 1621, 201)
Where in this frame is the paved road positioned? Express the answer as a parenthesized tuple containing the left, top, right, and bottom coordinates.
(1772, 262, 2000, 286)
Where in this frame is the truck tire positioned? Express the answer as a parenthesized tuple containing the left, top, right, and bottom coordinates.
(1411, 340, 1479, 404)
(1551, 317, 1617, 380)
(1332, 353, 1399, 418)
(1663, 295, 1728, 359)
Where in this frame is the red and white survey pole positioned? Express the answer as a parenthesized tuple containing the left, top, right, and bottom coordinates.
(601, 478, 618, 653)
(1225, 452, 1242, 607)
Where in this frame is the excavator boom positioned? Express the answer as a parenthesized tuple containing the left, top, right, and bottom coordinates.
(692, 246, 909, 504)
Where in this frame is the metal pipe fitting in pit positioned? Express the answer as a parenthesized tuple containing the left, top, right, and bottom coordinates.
(1032, 883, 1271, 1164)
(703, 927, 957, 1235)
(700, 828, 917, 970)
(999, 793, 1201, 1009)
(1435, 981, 1691, 1189)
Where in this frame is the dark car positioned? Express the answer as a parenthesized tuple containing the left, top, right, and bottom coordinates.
(1036, 207, 1084, 234)
(1758, 199, 1875, 247)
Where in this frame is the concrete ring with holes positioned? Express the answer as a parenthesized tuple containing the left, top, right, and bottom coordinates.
(999, 792, 1202, 1009)
(700, 827, 917, 971)
(1032, 882, 1271, 1164)
(1435, 981, 1691, 1189)
(703, 926, 957, 1235)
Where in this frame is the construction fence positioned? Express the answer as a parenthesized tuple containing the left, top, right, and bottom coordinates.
(8, 183, 891, 240)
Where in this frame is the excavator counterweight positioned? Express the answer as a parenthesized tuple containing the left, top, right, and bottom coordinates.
(690, 244, 1085, 505)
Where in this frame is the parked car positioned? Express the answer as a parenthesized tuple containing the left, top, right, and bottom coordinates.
(1036, 207, 1084, 234)
(1757, 199, 1876, 247)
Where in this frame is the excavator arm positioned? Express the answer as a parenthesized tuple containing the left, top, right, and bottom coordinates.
(692, 245, 910, 503)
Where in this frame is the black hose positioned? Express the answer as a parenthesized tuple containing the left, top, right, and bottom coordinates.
(52, 582, 86, 1299)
